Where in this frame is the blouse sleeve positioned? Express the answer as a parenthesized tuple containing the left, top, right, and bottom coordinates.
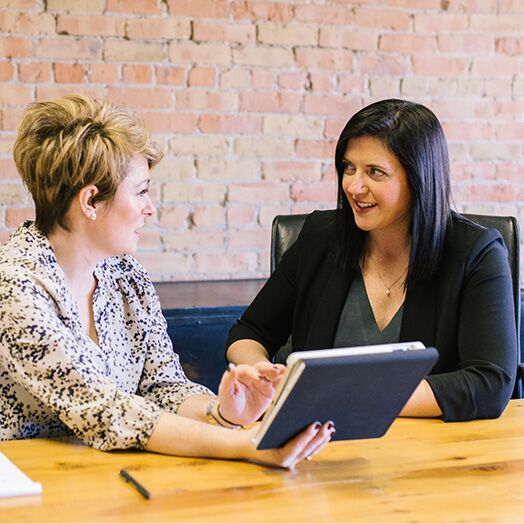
(0, 268, 163, 451)
(425, 233, 517, 421)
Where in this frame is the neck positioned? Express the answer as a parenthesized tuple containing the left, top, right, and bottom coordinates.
(47, 226, 101, 294)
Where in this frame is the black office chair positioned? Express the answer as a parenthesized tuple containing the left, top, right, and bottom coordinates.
(271, 212, 522, 397)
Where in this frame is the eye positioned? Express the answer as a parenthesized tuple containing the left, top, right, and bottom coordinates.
(369, 167, 387, 178)
(342, 160, 355, 175)
(138, 187, 149, 197)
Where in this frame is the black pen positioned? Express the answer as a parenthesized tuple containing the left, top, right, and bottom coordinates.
(119, 469, 151, 500)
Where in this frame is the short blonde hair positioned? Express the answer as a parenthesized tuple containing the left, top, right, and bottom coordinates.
(13, 94, 163, 235)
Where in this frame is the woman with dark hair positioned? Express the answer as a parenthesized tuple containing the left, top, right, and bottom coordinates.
(226, 99, 517, 421)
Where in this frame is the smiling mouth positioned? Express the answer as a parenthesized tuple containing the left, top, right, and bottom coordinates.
(355, 201, 377, 209)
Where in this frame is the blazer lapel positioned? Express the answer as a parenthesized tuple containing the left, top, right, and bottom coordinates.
(304, 267, 353, 350)
(400, 277, 438, 347)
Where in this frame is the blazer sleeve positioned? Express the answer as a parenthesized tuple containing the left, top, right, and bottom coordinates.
(426, 232, 517, 421)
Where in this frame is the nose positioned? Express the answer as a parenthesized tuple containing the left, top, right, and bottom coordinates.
(144, 195, 156, 217)
(344, 171, 368, 196)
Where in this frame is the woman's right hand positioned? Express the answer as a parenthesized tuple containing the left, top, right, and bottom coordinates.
(238, 421, 335, 469)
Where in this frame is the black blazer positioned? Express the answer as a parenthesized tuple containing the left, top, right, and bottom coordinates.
(227, 210, 517, 422)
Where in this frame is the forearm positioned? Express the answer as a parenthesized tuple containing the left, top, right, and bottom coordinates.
(399, 379, 442, 418)
(227, 339, 271, 365)
(145, 411, 251, 459)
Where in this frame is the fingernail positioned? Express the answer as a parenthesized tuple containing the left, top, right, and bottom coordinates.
(227, 363, 235, 372)
(313, 422, 321, 430)
(326, 421, 335, 431)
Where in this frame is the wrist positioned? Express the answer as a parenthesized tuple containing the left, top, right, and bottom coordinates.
(205, 398, 242, 429)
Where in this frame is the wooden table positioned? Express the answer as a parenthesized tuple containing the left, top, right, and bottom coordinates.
(2, 400, 524, 523)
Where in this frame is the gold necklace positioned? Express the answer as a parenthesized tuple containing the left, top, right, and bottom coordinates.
(368, 255, 408, 297)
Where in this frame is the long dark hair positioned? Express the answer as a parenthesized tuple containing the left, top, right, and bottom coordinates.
(334, 99, 451, 283)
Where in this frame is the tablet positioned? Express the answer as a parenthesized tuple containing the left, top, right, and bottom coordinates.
(255, 341, 438, 449)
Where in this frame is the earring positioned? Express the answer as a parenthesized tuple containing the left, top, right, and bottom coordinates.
(87, 210, 96, 220)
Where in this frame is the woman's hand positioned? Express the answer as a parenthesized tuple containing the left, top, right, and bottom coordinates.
(217, 362, 285, 426)
(239, 420, 335, 469)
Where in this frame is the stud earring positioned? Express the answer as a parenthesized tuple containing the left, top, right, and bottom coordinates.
(87, 210, 96, 220)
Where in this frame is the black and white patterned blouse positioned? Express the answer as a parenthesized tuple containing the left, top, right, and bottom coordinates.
(0, 222, 212, 450)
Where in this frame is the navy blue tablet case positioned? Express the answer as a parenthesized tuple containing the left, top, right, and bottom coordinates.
(256, 347, 439, 450)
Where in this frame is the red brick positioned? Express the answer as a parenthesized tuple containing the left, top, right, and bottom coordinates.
(220, 67, 251, 88)
(0, 61, 14, 81)
(494, 123, 524, 141)
(0, 159, 19, 181)
(54, 63, 85, 83)
(495, 37, 524, 56)
(168, 0, 228, 17)
(296, 139, 336, 160)
(0, 84, 34, 106)
(325, 118, 348, 139)
(470, 13, 524, 32)
(319, 27, 378, 51)
(164, 230, 226, 251)
(191, 206, 226, 229)
(414, 13, 469, 32)
(278, 71, 308, 90)
(295, 48, 353, 70)
(412, 56, 470, 76)
(19, 62, 51, 82)
(240, 92, 301, 113)
(228, 183, 289, 203)
(227, 206, 257, 226)
(437, 34, 494, 53)
(107, 0, 163, 14)
(87, 63, 119, 83)
(234, 137, 293, 158)
(471, 56, 519, 76)
(231, 1, 293, 22)
(2, 0, 39, 7)
(1, 108, 25, 131)
(0, 37, 32, 58)
(380, 34, 434, 54)
(156, 66, 185, 85)
(304, 94, 361, 117)
(0, 11, 54, 34)
(262, 160, 322, 182)
(442, 122, 493, 141)
(135, 252, 191, 278)
(36, 85, 105, 102)
(291, 181, 337, 204)
(360, 55, 406, 75)
(354, 7, 410, 31)
(294, 4, 353, 24)
(57, 15, 125, 36)
(176, 91, 238, 112)
(158, 206, 190, 228)
(198, 115, 261, 134)
(193, 22, 255, 44)
(47, 0, 105, 11)
(36, 38, 102, 60)
(122, 64, 152, 84)
(188, 67, 216, 87)
(228, 228, 269, 249)
(257, 23, 318, 46)
(136, 112, 197, 133)
(338, 74, 366, 95)
(5, 207, 35, 227)
(232, 47, 293, 67)
(125, 18, 191, 40)
(194, 252, 258, 276)
(310, 72, 335, 93)
(107, 87, 173, 109)
(169, 42, 231, 66)
(251, 70, 273, 89)
(104, 40, 163, 62)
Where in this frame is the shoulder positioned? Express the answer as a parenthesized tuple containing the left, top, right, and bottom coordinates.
(446, 212, 505, 257)
(300, 209, 338, 242)
(97, 254, 152, 288)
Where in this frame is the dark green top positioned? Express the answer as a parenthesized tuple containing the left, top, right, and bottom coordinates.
(333, 270, 403, 348)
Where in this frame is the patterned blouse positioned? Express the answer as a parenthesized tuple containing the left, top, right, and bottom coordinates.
(0, 222, 212, 450)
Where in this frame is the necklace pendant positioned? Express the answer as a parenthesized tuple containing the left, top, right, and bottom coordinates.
(386, 288, 391, 297)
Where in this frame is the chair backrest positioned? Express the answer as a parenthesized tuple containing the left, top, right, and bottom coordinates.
(270, 212, 522, 396)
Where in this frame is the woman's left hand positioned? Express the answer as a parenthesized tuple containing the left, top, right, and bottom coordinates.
(217, 362, 285, 426)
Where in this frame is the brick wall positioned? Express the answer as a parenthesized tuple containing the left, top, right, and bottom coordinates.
(0, 0, 523, 281)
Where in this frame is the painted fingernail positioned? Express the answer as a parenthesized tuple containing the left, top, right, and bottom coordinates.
(326, 421, 335, 431)
(313, 422, 321, 430)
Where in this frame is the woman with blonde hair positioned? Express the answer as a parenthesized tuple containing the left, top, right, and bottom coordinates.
(0, 94, 334, 467)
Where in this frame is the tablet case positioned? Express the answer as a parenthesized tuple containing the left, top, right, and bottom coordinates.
(256, 346, 439, 449)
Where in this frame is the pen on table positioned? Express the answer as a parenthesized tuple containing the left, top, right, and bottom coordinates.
(119, 468, 151, 500)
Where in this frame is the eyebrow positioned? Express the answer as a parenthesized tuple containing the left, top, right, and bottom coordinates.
(135, 178, 151, 188)
(342, 158, 390, 171)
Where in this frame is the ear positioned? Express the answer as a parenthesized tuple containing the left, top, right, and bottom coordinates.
(78, 185, 99, 221)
